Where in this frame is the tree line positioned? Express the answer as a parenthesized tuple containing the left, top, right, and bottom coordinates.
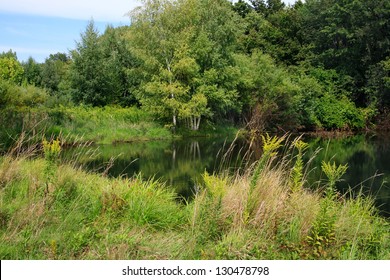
(1, 0, 389, 132)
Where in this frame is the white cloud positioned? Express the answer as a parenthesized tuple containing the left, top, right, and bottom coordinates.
(0, 0, 141, 22)
(1, 1, 301, 22)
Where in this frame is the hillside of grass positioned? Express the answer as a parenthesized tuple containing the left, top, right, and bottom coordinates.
(0, 136, 389, 260)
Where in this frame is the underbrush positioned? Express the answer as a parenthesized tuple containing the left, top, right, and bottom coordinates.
(0, 105, 172, 151)
(45, 106, 172, 144)
(0, 136, 388, 259)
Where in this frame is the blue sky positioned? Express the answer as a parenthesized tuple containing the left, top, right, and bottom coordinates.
(0, 0, 140, 62)
(0, 0, 297, 63)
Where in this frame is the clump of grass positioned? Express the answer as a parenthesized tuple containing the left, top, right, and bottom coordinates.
(189, 134, 389, 259)
(0, 153, 186, 259)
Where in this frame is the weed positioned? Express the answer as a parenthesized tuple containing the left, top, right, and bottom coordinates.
(249, 133, 285, 191)
(42, 139, 61, 196)
(290, 140, 309, 192)
(321, 161, 348, 199)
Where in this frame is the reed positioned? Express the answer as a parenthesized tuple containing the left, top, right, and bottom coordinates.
(0, 134, 388, 259)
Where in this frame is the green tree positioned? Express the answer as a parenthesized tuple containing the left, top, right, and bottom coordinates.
(234, 51, 299, 132)
(22, 57, 42, 86)
(0, 51, 24, 84)
(366, 57, 390, 110)
(249, 0, 285, 16)
(232, 0, 252, 18)
(71, 21, 139, 106)
(70, 20, 109, 106)
(299, 0, 390, 106)
(130, 0, 243, 130)
(249, 0, 267, 14)
(41, 53, 70, 94)
(239, 1, 305, 65)
(0, 50, 18, 59)
(100, 26, 140, 106)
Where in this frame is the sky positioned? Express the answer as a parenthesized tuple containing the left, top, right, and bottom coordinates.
(0, 0, 297, 63)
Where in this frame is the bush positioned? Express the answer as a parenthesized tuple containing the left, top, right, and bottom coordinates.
(0, 80, 47, 108)
(314, 93, 365, 130)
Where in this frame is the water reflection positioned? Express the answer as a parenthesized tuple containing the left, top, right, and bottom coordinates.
(62, 135, 390, 216)
(62, 138, 245, 200)
(304, 134, 390, 216)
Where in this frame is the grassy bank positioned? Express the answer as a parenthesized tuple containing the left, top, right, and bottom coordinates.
(0, 106, 173, 149)
(0, 106, 240, 152)
(0, 136, 389, 260)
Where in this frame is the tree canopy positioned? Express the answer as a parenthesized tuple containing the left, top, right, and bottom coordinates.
(2, 0, 390, 132)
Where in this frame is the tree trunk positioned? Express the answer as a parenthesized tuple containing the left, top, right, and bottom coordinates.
(196, 116, 201, 131)
(189, 115, 201, 131)
(173, 113, 177, 128)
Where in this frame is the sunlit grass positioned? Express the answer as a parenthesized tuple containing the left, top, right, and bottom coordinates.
(0, 135, 389, 259)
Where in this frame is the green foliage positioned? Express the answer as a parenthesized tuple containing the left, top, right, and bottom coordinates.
(366, 57, 390, 109)
(70, 21, 106, 105)
(306, 202, 337, 258)
(131, 0, 244, 129)
(44, 106, 172, 144)
(234, 51, 300, 131)
(321, 161, 348, 199)
(42, 139, 61, 195)
(4, 0, 389, 133)
(0, 56, 24, 84)
(290, 140, 308, 192)
(314, 93, 365, 130)
(22, 57, 42, 86)
(232, 0, 252, 18)
(70, 22, 138, 106)
(41, 53, 71, 94)
(250, 133, 284, 191)
(300, 0, 390, 108)
(0, 80, 48, 108)
(306, 162, 347, 258)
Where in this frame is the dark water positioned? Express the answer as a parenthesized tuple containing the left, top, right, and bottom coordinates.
(62, 134, 390, 217)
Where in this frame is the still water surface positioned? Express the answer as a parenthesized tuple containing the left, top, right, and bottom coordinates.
(63, 135, 390, 217)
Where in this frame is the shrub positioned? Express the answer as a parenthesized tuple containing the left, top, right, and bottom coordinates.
(314, 93, 365, 130)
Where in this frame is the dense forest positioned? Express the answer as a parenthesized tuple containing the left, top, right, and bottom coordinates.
(1, 0, 390, 134)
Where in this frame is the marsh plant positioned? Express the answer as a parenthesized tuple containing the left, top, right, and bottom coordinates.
(250, 133, 284, 191)
(290, 140, 309, 193)
(42, 138, 61, 195)
(306, 161, 348, 257)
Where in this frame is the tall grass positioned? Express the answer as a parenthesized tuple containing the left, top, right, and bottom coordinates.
(0, 134, 388, 259)
(0, 105, 172, 153)
(45, 106, 174, 145)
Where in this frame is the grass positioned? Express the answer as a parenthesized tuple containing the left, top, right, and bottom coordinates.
(45, 106, 173, 144)
(0, 105, 239, 152)
(0, 136, 389, 259)
(0, 105, 173, 151)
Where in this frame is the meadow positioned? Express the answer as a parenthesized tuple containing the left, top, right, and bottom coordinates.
(0, 134, 388, 259)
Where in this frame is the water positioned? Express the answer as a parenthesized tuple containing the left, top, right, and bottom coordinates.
(62, 134, 390, 216)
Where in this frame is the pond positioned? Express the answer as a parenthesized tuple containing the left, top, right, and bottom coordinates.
(62, 134, 390, 217)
